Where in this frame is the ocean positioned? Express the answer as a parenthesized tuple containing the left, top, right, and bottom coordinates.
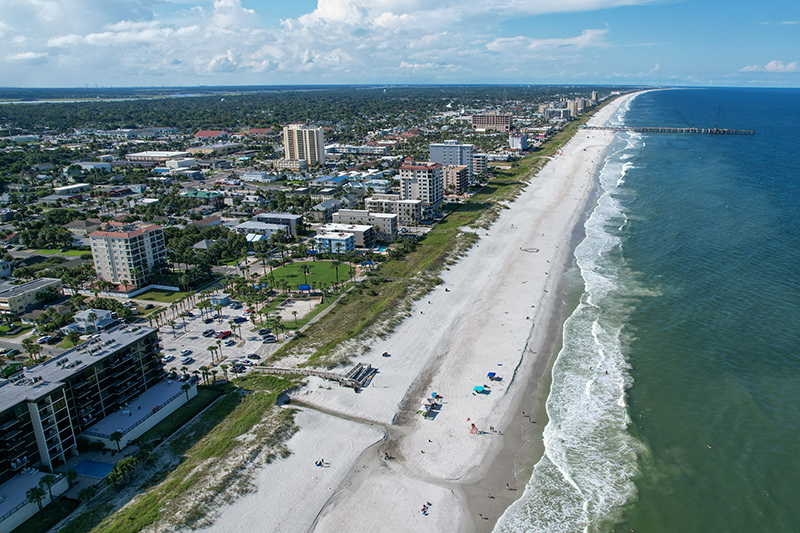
(496, 88, 800, 533)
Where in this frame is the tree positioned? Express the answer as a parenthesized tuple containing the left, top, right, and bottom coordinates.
(67, 330, 80, 347)
(207, 345, 217, 365)
(167, 319, 176, 338)
(331, 260, 341, 286)
(220, 364, 229, 381)
(110, 430, 123, 452)
(301, 264, 312, 286)
(27, 486, 46, 511)
(216, 339, 223, 361)
(292, 310, 299, 325)
(214, 303, 223, 323)
(87, 311, 98, 333)
(199, 365, 210, 385)
(181, 382, 192, 401)
(39, 474, 58, 502)
(67, 469, 78, 488)
(211, 369, 218, 384)
(78, 486, 97, 502)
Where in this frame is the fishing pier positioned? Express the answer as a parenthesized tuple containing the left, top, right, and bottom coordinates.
(581, 125, 754, 135)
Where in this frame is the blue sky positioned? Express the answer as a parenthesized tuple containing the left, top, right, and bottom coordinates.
(0, 0, 797, 88)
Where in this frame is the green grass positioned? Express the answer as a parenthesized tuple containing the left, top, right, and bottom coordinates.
(263, 260, 354, 290)
(31, 248, 61, 255)
(135, 290, 190, 304)
(14, 498, 81, 533)
(136, 388, 222, 445)
(0, 323, 33, 337)
(59, 376, 299, 533)
(58, 338, 77, 349)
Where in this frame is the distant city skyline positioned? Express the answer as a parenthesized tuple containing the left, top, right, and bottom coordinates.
(1, 0, 798, 88)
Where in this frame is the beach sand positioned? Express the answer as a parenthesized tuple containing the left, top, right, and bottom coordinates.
(200, 93, 636, 533)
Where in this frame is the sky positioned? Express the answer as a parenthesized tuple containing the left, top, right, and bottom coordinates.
(0, 0, 798, 88)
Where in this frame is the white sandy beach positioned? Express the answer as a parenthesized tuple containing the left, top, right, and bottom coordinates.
(201, 92, 637, 533)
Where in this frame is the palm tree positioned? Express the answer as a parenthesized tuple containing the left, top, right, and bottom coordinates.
(167, 319, 176, 338)
(216, 339, 223, 362)
(66, 469, 78, 488)
(180, 312, 188, 330)
(199, 365, 210, 385)
(22, 337, 41, 363)
(87, 311, 98, 333)
(110, 430, 123, 452)
(331, 260, 341, 286)
(214, 303, 223, 323)
(207, 346, 217, 365)
(211, 369, 218, 384)
(220, 364, 229, 381)
(301, 264, 312, 286)
(292, 310, 299, 325)
(181, 382, 192, 401)
(39, 474, 58, 502)
(26, 486, 46, 511)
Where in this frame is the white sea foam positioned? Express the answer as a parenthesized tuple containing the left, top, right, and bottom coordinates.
(495, 128, 644, 533)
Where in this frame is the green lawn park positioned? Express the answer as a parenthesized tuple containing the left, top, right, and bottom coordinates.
(259, 259, 354, 290)
(135, 289, 191, 304)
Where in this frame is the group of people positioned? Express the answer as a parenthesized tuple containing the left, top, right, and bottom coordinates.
(314, 458, 326, 467)
(421, 501, 432, 515)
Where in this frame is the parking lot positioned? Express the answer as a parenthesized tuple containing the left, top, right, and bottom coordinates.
(159, 304, 283, 377)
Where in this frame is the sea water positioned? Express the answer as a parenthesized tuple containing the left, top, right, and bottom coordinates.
(496, 88, 800, 533)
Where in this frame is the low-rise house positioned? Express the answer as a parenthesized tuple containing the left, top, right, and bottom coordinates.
(317, 223, 374, 248)
(314, 232, 355, 254)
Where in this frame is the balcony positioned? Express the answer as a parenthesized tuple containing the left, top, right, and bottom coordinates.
(1, 429, 22, 441)
(0, 419, 19, 431)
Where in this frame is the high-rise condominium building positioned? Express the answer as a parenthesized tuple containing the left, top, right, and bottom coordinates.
(399, 159, 443, 218)
(282, 124, 325, 166)
(89, 222, 167, 286)
(430, 140, 474, 182)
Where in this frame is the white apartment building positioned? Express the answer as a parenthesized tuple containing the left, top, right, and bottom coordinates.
(88, 222, 167, 287)
(429, 140, 474, 182)
(283, 124, 325, 166)
(331, 209, 398, 241)
(398, 159, 443, 218)
(365, 194, 423, 226)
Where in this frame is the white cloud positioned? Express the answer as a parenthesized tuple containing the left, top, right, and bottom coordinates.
(739, 60, 798, 73)
(8, 51, 48, 64)
(0, 0, 666, 85)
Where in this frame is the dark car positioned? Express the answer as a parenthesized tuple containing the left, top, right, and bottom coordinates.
(204, 318, 214, 324)
(257, 328, 271, 336)
(144, 304, 154, 310)
(233, 316, 247, 323)
(247, 353, 261, 360)
(185, 311, 194, 317)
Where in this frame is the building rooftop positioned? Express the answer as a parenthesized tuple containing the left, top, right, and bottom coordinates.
(88, 222, 161, 239)
(0, 325, 157, 412)
(0, 278, 60, 300)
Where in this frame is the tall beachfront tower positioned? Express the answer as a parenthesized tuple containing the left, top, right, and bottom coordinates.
(430, 140, 474, 182)
(282, 124, 325, 166)
(88, 222, 167, 287)
(399, 158, 443, 220)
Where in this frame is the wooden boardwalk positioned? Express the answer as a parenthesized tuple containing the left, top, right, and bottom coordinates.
(252, 362, 376, 391)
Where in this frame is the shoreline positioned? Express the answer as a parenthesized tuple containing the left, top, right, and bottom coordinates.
(195, 92, 642, 533)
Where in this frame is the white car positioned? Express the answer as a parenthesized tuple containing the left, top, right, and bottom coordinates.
(162, 354, 175, 363)
(180, 349, 192, 356)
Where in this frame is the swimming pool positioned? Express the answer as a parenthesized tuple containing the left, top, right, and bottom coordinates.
(73, 459, 115, 478)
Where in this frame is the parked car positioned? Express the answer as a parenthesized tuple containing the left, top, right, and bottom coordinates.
(215, 331, 232, 339)
(162, 354, 175, 363)
(6, 349, 20, 358)
(46, 335, 62, 345)
(233, 316, 247, 323)
(178, 373, 190, 382)
(242, 359, 254, 366)
(185, 311, 194, 317)
(247, 353, 261, 360)
(203, 329, 216, 337)
(225, 339, 236, 346)
(232, 364, 246, 373)
(230, 303, 242, 310)
(204, 318, 214, 324)
(180, 349, 192, 356)
(144, 304, 154, 310)
(257, 328, 271, 336)
(37, 336, 51, 344)
(262, 337, 275, 344)
(181, 356, 194, 364)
